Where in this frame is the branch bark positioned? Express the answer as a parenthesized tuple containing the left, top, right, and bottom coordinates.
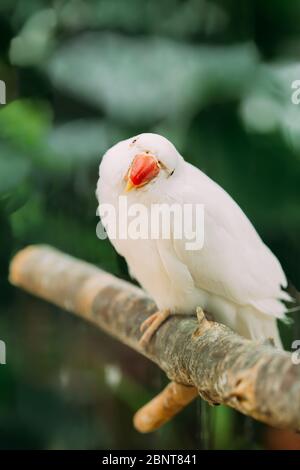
(9, 245, 300, 432)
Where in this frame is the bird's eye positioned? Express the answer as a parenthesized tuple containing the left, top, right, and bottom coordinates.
(132, 138, 137, 144)
(169, 169, 175, 176)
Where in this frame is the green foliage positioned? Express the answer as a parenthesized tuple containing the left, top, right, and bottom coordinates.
(0, 0, 300, 451)
(0, 145, 30, 196)
(47, 35, 258, 125)
(0, 100, 50, 148)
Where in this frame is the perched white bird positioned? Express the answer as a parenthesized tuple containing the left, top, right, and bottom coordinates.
(97, 133, 291, 348)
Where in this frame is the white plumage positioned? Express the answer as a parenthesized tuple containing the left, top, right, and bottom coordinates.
(97, 133, 291, 348)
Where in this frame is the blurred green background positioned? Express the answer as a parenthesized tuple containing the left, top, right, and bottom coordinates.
(0, 0, 300, 450)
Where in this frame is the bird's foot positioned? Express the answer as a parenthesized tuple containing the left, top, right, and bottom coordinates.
(139, 309, 171, 348)
(192, 307, 213, 338)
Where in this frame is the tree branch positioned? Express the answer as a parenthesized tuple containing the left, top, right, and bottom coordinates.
(9, 245, 300, 432)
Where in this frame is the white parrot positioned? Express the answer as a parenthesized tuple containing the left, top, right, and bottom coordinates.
(97, 133, 292, 348)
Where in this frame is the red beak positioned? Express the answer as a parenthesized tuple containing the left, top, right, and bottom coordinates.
(125, 153, 160, 191)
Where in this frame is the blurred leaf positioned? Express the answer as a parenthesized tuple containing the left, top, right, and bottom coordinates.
(0, 144, 30, 195)
(0, 99, 51, 148)
(240, 94, 282, 134)
(240, 63, 300, 156)
(56, 0, 227, 38)
(47, 119, 127, 166)
(47, 33, 258, 125)
(0, 181, 32, 215)
(10, 8, 57, 66)
(0, 100, 77, 172)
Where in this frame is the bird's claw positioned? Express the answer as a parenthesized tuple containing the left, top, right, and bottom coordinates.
(140, 312, 159, 334)
(139, 309, 171, 348)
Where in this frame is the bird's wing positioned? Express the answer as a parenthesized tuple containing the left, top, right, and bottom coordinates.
(170, 163, 290, 318)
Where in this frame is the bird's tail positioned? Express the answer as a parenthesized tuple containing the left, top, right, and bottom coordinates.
(237, 306, 283, 349)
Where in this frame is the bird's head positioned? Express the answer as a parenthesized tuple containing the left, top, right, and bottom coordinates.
(100, 133, 180, 194)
